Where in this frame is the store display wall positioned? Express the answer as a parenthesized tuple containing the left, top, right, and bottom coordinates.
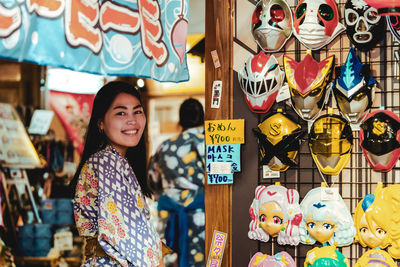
(232, 0, 400, 266)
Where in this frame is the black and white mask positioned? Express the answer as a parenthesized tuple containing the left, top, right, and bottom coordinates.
(345, 0, 386, 51)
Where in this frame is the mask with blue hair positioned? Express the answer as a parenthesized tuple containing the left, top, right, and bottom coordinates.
(333, 47, 376, 124)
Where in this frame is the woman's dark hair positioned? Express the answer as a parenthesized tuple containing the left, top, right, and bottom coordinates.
(179, 98, 204, 131)
(69, 81, 151, 197)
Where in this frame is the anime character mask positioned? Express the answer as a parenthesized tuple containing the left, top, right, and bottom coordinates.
(252, 0, 293, 52)
(284, 51, 334, 121)
(360, 110, 400, 172)
(388, 15, 400, 42)
(333, 47, 376, 124)
(248, 184, 302, 245)
(293, 0, 345, 50)
(253, 109, 305, 171)
(345, 0, 386, 51)
(363, 0, 400, 16)
(248, 251, 296, 267)
(309, 114, 353, 175)
(305, 246, 349, 267)
(299, 186, 356, 247)
(238, 52, 284, 113)
(355, 249, 397, 267)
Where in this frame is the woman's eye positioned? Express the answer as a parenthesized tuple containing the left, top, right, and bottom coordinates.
(307, 222, 315, 229)
(260, 215, 266, 223)
(323, 223, 333, 230)
(376, 228, 386, 236)
(273, 216, 283, 224)
(360, 227, 367, 233)
(134, 110, 143, 114)
(116, 111, 126, 116)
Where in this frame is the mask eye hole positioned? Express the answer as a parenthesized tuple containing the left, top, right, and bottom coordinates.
(296, 3, 307, 21)
(270, 4, 285, 23)
(319, 4, 334, 21)
(365, 7, 380, 24)
(353, 91, 367, 101)
(309, 87, 322, 97)
(345, 9, 359, 26)
(390, 15, 400, 29)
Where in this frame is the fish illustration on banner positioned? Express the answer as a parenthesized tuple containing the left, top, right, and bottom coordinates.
(0, 0, 189, 82)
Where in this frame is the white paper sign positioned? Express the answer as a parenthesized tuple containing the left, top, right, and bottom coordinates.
(321, 187, 339, 201)
(211, 80, 222, 108)
(209, 162, 231, 174)
(28, 110, 54, 135)
(262, 165, 280, 179)
(276, 83, 291, 102)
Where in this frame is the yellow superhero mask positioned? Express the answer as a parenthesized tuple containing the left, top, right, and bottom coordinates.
(308, 114, 353, 175)
(253, 109, 305, 171)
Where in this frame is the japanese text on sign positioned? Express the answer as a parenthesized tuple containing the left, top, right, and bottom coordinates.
(206, 230, 227, 267)
(205, 119, 244, 145)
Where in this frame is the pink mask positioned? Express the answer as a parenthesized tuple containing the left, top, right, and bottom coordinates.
(238, 52, 285, 113)
(363, 0, 400, 16)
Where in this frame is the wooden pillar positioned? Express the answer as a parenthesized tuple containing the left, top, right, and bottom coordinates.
(204, 0, 233, 266)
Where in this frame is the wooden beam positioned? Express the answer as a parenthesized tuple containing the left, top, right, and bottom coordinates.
(204, 0, 233, 266)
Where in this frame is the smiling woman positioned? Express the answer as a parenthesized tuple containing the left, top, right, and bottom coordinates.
(69, 81, 166, 267)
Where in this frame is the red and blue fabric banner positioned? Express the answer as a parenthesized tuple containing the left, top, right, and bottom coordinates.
(0, 0, 189, 82)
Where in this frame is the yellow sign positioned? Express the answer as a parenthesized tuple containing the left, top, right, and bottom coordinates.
(206, 230, 227, 267)
(205, 119, 245, 145)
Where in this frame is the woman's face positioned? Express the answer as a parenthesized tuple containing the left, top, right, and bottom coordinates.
(259, 201, 285, 237)
(359, 214, 386, 248)
(305, 213, 337, 244)
(99, 92, 146, 156)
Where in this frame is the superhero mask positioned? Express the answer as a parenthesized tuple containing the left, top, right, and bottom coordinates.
(238, 52, 284, 113)
(333, 47, 376, 124)
(360, 110, 400, 172)
(284, 51, 334, 121)
(355, 249, 397, 267)
(292, 0, 345, 50)
(248, 184, 303, 245)
(251, 0, 293, 52)
(388, 15, 400, 42)
(363, 0, 400, 16)
(308, 114, 353, 175)
(345, 0, 386, 51)
(253, 109, 305, 171)
(248, 251, 296, 267)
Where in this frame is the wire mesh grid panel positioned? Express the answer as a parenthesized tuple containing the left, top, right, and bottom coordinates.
(232, 0, 400, 266)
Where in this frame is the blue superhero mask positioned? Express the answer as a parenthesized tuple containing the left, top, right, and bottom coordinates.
(333, 47, 376, 124)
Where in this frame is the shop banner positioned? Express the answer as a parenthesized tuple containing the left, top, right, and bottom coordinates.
(49, 90, 95, 155)
(0, 0, 189, 82)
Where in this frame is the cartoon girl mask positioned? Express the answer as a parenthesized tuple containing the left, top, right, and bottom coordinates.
(248, 184, 302, 245)
(333, 47, 376, 124)
(293, 0, 345, 50)
(299, 186, 356, 247)
(345, 0, 386, 51)
(360, 110, 400, 172)
(253, 109, 305, 171)
(252, 0, 293, 52)
(355, 249, 397, 267)
(284, 51, 334, 121)
(354, 183, 400, 260)
(238, 52, 285, 113)
(388, 15, 400, 42)
(309, 114, 353, 175)
(363, 0, 400, 16)
(248, 251, 296, 267)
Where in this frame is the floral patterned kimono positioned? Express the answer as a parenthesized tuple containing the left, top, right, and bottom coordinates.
(74, 146, 162, 267)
